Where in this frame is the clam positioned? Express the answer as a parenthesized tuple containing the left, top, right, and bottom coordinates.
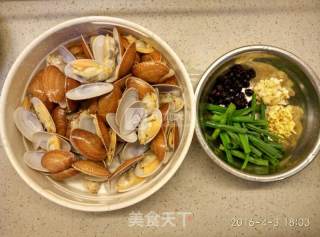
(67, 59, 114, 82)
(109, 155, 143, 180)
(42, 65, 66, 104)
(120, 142, 149, 161)
(13, 107, 44, 141)
(72, 160, 110, 178)
(70, 128, 107, 161)
(150, 128, 166, 161)
(167, 121, 179, 152)
(66, 82, 113, 100)
(91, 34, 116, 66)
(116, 168, 145, 193)
(23, 150, 49, 172)
(32, 131, 71, 151)
(31, 97, 56, 133)
(27, 70, 54, 111)
(132, 62, 170, 84)
(126, 77, 159, 113)
(52, 106, 67, 136)
(106, 113, 137, 143)
(50, 168, 79, 181)
(65, 77, 80, 113)
(135, 151, 162, 178)
(41, 150, 76, 173)
(97, 85, 122, 119)
(124, 35, 154, 54)
(138, 109, 162, 145)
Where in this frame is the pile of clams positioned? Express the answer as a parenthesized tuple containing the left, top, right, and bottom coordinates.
(14, 28, 183, 194)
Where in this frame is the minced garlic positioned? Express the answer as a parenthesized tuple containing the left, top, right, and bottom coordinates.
(266, 105, 296, 139)
(254, 77, 290, 105)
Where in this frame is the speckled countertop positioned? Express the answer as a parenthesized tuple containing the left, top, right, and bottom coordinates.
(1, 1, 320, 236)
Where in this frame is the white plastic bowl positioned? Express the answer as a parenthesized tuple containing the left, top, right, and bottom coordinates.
(0, 16, 195, 211)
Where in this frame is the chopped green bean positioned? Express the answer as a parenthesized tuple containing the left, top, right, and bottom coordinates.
(251, 94, 256, 119)
(211, 103, 236, 139)
(206, 122, 248, 133)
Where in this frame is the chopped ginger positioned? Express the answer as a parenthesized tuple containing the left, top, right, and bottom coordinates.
(266, 105, 296, 139)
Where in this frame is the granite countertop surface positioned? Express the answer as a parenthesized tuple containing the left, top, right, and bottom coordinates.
(1, 1, 320, 236)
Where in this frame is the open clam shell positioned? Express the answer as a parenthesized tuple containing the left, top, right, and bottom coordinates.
(50, 168, 79, 181)
(116, 168, 145, 193)
(65, 77, 80, 113)
(159, 93, 184, 113)
(167, 121, 180, 152)
(124, 35, 154, 54)
(57, 46, 76, 64)
(109, 155, 144, 180)
(66, 82, 113, 100)
(135, 151, 162, 178)
(92, 114, 110, 149)
(41, 150, 76, 173)
(119, 101, 145, 136)
(120, 142, 149, 161)
(81, 34, 94, 59)
(97, 85, 122, 119)
(150, 127, 167, 161)
(106, 128, 117, 165)
(52, 106, 67, 137)
(42, 65, 66, 104)
(27, 70, 54, 111)
(117, 42, 136, 79)
(138, 109, 162, 145)
(132, 61, 170, 84)
(115, 87, 139, 126)
(70, 128, 107, 161)
(13, 107, 44, 141)
(72, 160, 110, 178)
(31, 97, 56, 133)
(23, 150, 49, 172)
(159, 103, 170, 132)
(78, 111, 97, 134)
(32, 131, 71, 151)
(126, 77, 159, 113)
(68, 59, 114, 82)
(106, 113, 137, 143)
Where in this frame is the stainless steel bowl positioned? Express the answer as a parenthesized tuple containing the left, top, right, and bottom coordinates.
(195, 45, 320, 182)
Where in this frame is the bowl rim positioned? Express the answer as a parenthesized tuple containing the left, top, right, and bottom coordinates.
(195, 44, 320, 182)
(0, 16, 195, 211)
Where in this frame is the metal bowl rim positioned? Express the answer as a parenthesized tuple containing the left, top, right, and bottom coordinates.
(195, 44, 320, 182)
